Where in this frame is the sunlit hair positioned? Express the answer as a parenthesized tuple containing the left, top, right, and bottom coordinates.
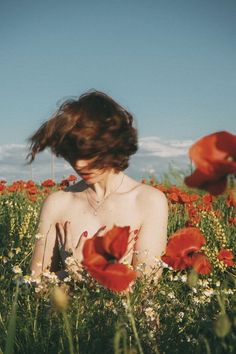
(26, 90, 138, 172)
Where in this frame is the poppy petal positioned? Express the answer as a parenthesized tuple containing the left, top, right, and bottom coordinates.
(86, 263, 137, 292)
(218, 249, 234, 266)
(101, 225, 130, 259)
(161, 227, 206, 270)
(189, 131, 236, 174)
(192, 253, 212, 274)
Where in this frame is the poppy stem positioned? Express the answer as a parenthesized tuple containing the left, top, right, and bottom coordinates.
(126, 292, 145, 354)
(62, 310, 76, 354)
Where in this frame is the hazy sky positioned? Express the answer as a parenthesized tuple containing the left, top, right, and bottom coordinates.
(0, 0, 235, 181)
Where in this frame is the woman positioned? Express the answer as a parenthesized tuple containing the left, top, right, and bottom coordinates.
(28, 90, 168, 282)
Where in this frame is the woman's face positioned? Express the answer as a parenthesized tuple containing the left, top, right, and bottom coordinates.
(70, 157, 112, 183)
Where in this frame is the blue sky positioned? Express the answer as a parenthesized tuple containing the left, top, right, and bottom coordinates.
(0, 0, 235, 181)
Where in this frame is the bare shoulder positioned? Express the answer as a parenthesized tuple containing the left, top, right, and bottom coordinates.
(40, 189, 71, 216)
(137, 184, 169, 212)
(137, 184, 169, 229)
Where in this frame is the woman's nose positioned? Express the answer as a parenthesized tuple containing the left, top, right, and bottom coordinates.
(75, 160, 89, 170)
(76, 160, 88, 168)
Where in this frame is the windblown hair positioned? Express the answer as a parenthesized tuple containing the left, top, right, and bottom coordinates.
(26, 90, 138, 172)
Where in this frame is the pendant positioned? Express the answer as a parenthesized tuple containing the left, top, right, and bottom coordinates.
(94, 211, 98, 216)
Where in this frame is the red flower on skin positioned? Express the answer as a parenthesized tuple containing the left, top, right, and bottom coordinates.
(191, 253, 212, 274)
(218, 249, 234, 266)
(82, 225, 137, 292)
(161, 227, 206, 270)
(185, 131, 236, 196)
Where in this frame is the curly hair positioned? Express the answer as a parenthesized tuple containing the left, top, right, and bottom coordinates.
(26, 90, 138, 172)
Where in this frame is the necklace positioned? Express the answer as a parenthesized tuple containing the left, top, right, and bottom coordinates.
(86, 173, 125, 216)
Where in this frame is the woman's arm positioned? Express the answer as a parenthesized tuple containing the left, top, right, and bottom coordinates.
(132, 189, 169, 279)
(30, 192, 62, 278)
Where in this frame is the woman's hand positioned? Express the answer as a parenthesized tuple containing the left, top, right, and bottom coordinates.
(56, 222, 107, 278)
(119, 229, 139, 263)
(56, 221, 85, 281)
(56, 221, 77, 264)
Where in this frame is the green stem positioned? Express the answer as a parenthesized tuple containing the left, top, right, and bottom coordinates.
(126, 292, 144, 354)
(62, 310, 76, 354)
(5, 279, 20, 354)
(33, 300, 39, 339)
(216, 293, 225, 314)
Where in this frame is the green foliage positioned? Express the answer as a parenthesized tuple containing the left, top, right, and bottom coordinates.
(0, 178, 236, 354)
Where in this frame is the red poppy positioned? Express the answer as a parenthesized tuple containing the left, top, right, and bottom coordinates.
(185, 131, 236, 196)
(41, 179, 56, 187)
(28, 195, 37, 202)
(191, 253, 212, 274)
(7, 185, 18, 192)
(168, 192, 179, 203)
(26, 180, 36, 188)
(189, 194, 199, 202)
(197, 203, 212, 212)
(217, 249, 234, 267)
(149, 178, 156, 185)
(27, 187, 39, 195)
(67, 175, 77, 182)
(185, 206, 201, 227)
(82, 225, 137, 292)
(213, 210, 222, 218)
(226, 193, 236, 208)
(161, 227, 206, 270)
(168, 186, 181, 194)
(228, 217, 236, 225)
(202, 194, 214, 204)
(178, 191, 191, 204)
(60, 179, 70, 188)
(0, 184, 5, 192)
(155, 184, 168, 193)
(43, 187, 51, 194)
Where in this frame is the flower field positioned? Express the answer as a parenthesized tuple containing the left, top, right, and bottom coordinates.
(0, 173, 236, 354)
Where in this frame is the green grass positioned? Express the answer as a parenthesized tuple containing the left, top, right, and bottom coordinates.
(0, 169, 235, 354)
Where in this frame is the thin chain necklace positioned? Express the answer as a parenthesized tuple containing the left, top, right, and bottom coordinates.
(86, 173, 125, 216)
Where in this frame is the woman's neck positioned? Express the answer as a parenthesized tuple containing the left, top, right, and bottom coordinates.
(87, 171, 125, 200)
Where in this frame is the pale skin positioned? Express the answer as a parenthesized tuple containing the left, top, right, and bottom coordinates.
(30, 157, 169, 282)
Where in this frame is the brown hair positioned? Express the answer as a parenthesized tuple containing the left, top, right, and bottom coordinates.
(26, 90, 138, 172)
